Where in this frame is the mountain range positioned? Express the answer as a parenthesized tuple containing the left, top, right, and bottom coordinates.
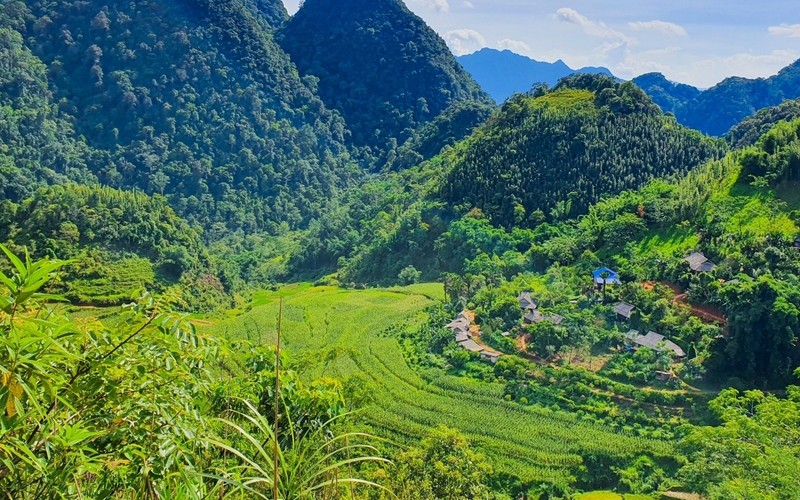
(457, 48, 614, 103)
(633, 60, 800, 136)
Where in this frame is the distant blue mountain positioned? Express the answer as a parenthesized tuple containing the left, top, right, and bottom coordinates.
(457, 48, 615, 103)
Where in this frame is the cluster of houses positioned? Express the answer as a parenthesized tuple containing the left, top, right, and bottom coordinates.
(614, 300, 686, 358)
(444, 312, 503, 364)
(518, 292, 564, 326)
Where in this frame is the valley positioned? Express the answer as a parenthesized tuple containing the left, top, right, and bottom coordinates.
(0, 0, 799, 498)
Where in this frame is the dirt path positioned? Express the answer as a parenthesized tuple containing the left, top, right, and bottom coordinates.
(465, 310, 504, 356)
(646, 281, 728, 326)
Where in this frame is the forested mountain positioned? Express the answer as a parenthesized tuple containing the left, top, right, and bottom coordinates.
(441, 75, 726, 227)
(631, 72, 701, 116)
(277, 0, 493, 160)
(635, 59, 800, 136)
(0, 25, 98, 200)
(458, 48, 614, 103)
(727, 97, 800, 148)
(1, 0, 356, 233)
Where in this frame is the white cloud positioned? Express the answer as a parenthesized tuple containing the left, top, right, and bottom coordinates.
(678, 50, 799, 88)
(629, 20, 687, 37)
(497, 38, 532, 54)
(445, 29, 487, 55)
(768, 24, 800, 38)
(554, 7, 632, 43)
(409, 0, 450, 13)
(463, 0, 474, 8)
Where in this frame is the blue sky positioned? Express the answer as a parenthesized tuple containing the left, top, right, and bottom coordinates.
(281, 0, 800, 88)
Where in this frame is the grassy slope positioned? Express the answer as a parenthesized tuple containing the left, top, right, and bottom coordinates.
(209, 284, 673, 485)
(628, 169, 799, 259)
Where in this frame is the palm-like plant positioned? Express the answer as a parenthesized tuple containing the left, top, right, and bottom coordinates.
(207, 399, 391, 499)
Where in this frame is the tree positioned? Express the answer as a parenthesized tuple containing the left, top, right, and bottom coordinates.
(679, 388, 800, 499)
(374, 426, 493, 499)
(398, 265, 422, 285)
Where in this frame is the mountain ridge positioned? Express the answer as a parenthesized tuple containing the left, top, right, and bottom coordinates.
(457, 48, 615, 103)
(278, 0, 492, 160)
(634, 59, 800, 136)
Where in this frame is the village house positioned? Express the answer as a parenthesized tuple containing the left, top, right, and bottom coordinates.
(794, 236, 800, 251)
(685, 252, 717, 273)
(481, 351, 502, 364)
(592, 267, 621, 288)
(444, 311, 504, 363)
(524, 309, 564, 326)
(624, 330, 686, 358)
(518, 292, 538, 311)
(613, 301, 636, 322)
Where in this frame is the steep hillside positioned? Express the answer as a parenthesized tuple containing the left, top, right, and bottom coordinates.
(0, 25, 98, 200)
(3, 0, 355, 233)
(0, 184, 225, 309)
(441, 75, 726, 227)
(727, 97, 800, 148)
(278, 0, 492, 158)
(635, 60, 800, 136)
(459, 48, 614, 103)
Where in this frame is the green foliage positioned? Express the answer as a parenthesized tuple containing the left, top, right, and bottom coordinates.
(388, 100, 495, 171)
(0, 24, 98, 200)
(442, 75, 726, 227)
(278, 0, 492, 161)
(679, 388, 800, 499)
(0, 247, 389, 498)
(0, 184, 226, 309)
(373, 426, 493, 499)
(0, 245, 217, 497)
(208, 400, 389, 499)
(7, 0, 356, 233)
(728, 98, 800, 148)
(397, 265, 422, 285)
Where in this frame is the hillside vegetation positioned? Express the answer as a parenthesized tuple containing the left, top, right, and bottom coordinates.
(3, 0, 355, 232)
(441, 75, 726, 227)
(278, 0, 492, 160)
(0, 184, 225, 308)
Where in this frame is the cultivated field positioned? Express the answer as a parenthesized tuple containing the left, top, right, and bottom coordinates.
(209, 284, 674, 484)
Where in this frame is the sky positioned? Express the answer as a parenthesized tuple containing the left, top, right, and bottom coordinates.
(280, 0, 800, 88)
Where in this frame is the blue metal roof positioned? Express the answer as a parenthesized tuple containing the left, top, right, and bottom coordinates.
(592, 267, 620, 285)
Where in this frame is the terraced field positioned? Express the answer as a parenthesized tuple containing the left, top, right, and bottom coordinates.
(209, 284, 675, 485)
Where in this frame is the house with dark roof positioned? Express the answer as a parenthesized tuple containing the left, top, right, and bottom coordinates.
(518, 292, 538, 311)
(458, 338, 484, 353)
(685, 252, 717, 273)
(624, 330, 686, 358)
(613, 302, 636, 322)
(524, 309, 564, 326)
(794, 236, 800, 251)
(592, 267, 621, 287)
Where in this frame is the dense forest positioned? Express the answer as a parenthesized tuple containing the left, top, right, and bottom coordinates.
(441, 75, 726, 227)
(727, 97, 800, 148)
(1, 0, 356, 233)
(278, 0, 492, 160)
